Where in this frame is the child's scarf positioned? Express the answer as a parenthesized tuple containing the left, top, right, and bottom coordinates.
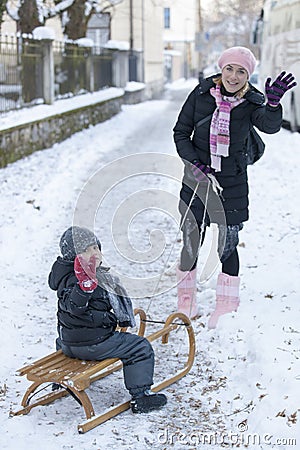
(209, 84, 245, 172)
(96, 266, 136, 328)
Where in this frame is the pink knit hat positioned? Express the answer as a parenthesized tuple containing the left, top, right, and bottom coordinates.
(218, 46, 257, 77)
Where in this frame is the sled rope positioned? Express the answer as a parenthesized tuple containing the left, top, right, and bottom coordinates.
(142, 319, 189, 326)
(145, 181, 200, 315)
(26, 383, 53, 404)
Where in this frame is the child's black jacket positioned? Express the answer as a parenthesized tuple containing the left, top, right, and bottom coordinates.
(49, 257, 117, 347)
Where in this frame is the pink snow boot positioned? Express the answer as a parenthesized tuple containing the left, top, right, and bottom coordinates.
(176, 266, 198, 319)
(208, 272, 240, 329)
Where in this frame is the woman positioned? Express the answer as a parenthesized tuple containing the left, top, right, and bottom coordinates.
(173, 46, 296, 328)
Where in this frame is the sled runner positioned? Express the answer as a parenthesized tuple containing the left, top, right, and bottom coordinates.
(10, 309, 195, 433)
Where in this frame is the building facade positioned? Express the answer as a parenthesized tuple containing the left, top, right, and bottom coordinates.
(162, 0, 201, 81)
(110, 0, 165, 97)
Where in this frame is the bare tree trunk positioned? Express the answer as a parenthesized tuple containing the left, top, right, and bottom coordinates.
(63, 0, 91, 40)
(5, 1, 124, 41)
(19, 0, 41, 34)
(203, 0, 264, 55)
(0, 0, 6, 24)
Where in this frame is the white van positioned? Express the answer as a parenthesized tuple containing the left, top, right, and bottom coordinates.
(256, 0, 300, 131)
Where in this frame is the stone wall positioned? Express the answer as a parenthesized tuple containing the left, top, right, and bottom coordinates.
(123, 86, 147, 105)
(0, 87, 148, 168)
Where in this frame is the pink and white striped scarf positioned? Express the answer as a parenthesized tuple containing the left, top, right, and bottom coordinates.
(209, 84, 245, 172)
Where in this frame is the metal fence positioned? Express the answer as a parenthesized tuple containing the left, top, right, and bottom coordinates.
(0, 34, 23, 113)
(92, 47, 113, 92)
(22, 37, 44, 103)
(0, 34, 114, 114)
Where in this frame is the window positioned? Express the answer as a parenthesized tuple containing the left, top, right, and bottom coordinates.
(164, 8, 170, 29)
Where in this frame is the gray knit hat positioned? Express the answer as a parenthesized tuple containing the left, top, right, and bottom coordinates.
(59, 226, 101, 261)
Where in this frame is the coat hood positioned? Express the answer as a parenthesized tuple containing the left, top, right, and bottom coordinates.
(48, 257, 75, 292)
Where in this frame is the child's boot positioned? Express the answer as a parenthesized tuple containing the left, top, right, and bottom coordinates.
(208, 272, 240, 329)
(176, 266, 198, 319)
(130, 390, 167, 413)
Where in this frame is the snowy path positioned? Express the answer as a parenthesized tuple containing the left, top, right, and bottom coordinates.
(0, 81, 299, 449)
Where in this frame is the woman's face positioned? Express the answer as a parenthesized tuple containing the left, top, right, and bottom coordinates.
(222, 64, 248, 93)
(81, 244, 102, 267)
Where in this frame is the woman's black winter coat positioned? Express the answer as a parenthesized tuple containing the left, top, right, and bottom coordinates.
(173, 75, 283, 225)
(49, 257, 117, 347)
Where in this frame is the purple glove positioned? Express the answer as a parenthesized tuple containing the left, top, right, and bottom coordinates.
(265, 72, 297, 107)
(191, 161, 213, 183)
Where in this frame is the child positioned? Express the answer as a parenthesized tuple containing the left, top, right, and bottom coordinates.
(48, 226, 167, 414)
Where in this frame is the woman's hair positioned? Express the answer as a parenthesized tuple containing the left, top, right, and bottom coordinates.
(212, 74, 249, 99)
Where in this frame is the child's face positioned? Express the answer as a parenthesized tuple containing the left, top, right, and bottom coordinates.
(80, 244, 102, 267)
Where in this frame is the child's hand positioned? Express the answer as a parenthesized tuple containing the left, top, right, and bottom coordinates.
(74, 255, 98, 292)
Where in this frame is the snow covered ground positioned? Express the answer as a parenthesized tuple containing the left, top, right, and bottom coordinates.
(0, 79, 299, 449)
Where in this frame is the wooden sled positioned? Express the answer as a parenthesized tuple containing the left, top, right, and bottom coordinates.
(11, 308, 195, 433)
